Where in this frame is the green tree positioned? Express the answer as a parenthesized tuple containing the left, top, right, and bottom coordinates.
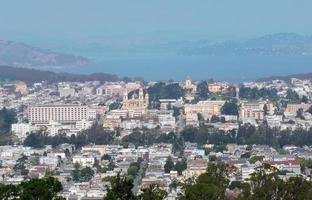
(127, 162, 140, 179)
(72, 163, 94, 182)
(0, 108, 17, 144)
(173, 106, 181, 117)
(147, 82, 185, 104)
(104, 174, 136, 200)
(19, 177, 63, 200)
(296, 108, 305, 120)
(249, 156, 264, 164)
(164, 157, 175, 173)
(286, 90, 300, 103)
(174, 159, 187, 175)
(23, 132, 45, 148)
(221, 100, 239, 115)
(0, 184, 20, 200)
(246, 164, 286, 199)
(196, 81, 209, 100)
(302, 95, 309, 103)
(0, 108, 17, 134)
(210, 115, 220, 123)
(138, 185, 167, 200)
(0, 177, 64, 200)
(102, 154, 111, 161)
(308, 106, 312, 115)
(109, 102, 121, 110)
(282, 176, 312, 199)
(179, 162, 229, 200)
(263, 104, 268, 115)
(80, 167, 94, 182)
(13, 155, 28, 172)
(179, 182, 222, 200)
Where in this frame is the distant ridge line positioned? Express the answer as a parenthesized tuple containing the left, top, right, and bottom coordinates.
(0, 65, 138, 83)
(256, 72, 312, 82)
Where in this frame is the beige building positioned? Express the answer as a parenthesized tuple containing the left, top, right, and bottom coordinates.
(183, 78, 197, 92)
(28, 104, 88, 124)
(184, 100, 225, 120)
(239, 101, 274, 121)
(208, 82, 229, 93)
(122, 88, 149, 110)
(182, 159, 208, 180)
(285, 103, 311, 116)
(81, 145, 106, 156)
(104, 84, 124, 97)
(15, 81, 28, 95)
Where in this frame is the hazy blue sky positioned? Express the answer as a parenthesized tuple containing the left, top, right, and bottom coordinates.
(1, 0, 312, 42)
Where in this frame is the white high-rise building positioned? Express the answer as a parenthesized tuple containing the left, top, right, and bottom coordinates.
(28, 104, 88, 124)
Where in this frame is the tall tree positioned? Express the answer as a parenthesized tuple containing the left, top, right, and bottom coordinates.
(196, 81, 209, 100)
(104, 174, 136, 200)
(138, 185, 167, 200)
(164, 157, 175, 173)
(221, 100, 239, 115)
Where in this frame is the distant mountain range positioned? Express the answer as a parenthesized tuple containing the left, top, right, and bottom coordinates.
(0, 40, 92, 69)
(180, 33, 312, 56)
(257, 72, 312, 83)
(0, 65, 131, 83)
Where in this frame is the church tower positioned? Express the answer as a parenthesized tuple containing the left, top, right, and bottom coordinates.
(123, 90, 128, 101)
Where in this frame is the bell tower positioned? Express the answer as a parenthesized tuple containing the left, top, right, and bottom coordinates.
(123, 90, 128, 101)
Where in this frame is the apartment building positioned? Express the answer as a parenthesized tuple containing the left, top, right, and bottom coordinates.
(184, 100, 225, 120)
(28, 104, 89, 124)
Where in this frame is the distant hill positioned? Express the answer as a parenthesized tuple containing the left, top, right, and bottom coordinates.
(0, 40, 92, 69)
(257, 72, 312, 82)
(180, 33, 312, 56)
(0, 65, 126, 83)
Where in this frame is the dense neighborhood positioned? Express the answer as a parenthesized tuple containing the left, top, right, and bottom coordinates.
(1, 77, 312, 199)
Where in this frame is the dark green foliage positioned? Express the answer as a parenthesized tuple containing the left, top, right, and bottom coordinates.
(229, 181, 242, 190)
(23, 132, 46, 148)
(302, 95, 309, 103)
(241, 152, 251, 159)
(210, 115, 220, 123)
(109, 102, 122, 110)
(23, 123, 116, 148)
(13, 155, 28, 172)
(72, 164, 94, 182)
(307, 106, 312, 114)
(178, 162, 312, 200)
(102, 154, 112, 161)
(127, 161, 140, 179)
(196, 81, 209, 100)
(121, 130, 184, 153)
(0, 108, 16, 134)
(164, 157, 174, 173)
(138, 185, 167, 200)
(0, 176, 63, 200)
(263, 104, 268, 115)
(239, 165, 312, 200)
(174, 158, 187, 175)
(147, 82, 185, 103)
(212, 145, 228, 153)
(181, 126, 236, 146)
(104, 174, 136, 200)
(0, 108, 17, 144)
(80, 123, 116, 145)
(221, 100, 239, 115)
(286, 89, 300, 103)
(179, 162, 229, 200)
(173, 106, 181, 117)
(180, 123, 312, 148)
(249, 155, 264, 164)
(296, 108, 305, 119)
(239, 86, 279, 101)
